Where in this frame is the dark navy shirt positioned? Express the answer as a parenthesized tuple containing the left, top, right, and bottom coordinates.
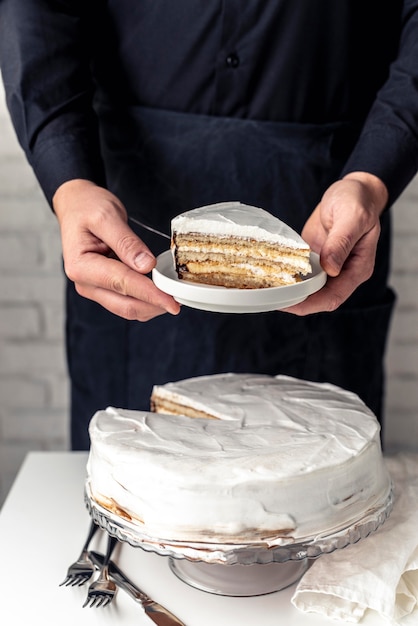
(1, 0, 418, 205)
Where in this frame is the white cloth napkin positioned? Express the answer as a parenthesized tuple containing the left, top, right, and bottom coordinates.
(291, 453, 418, 625)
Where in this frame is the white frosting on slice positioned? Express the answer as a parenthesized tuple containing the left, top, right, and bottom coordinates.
(171, 202, 310, 249)
(87, 374, 391, 545)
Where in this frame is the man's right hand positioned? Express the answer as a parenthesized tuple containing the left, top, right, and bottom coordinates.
(52, 179, 181, 321)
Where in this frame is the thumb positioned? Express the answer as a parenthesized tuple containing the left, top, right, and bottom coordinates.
(320, 239, 348, 278)
(301, 205, 352, 278)
(105, 220, 157, 274)
(132, 248, 157, 273)
(319, 218, 360, 278)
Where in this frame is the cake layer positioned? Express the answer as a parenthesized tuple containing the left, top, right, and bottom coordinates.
(176, 265, 299, 288)
(87, 374, 391, 546)
(171, 202, 312, 288)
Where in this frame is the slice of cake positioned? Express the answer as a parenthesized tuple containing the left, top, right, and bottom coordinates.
(86, 374, 392, 547)
(171, 201, 312, 288)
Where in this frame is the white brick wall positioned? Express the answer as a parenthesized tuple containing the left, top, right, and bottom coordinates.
(385, 180, 418, 451)
(0, 80, 69, 506)
(1, 80, 418, 509)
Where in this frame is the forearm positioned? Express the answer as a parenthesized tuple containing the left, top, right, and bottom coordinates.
(0, 0, 105, 205)
(341, 0, 418, 206)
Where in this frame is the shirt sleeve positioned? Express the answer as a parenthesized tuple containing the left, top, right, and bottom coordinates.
(341, 0, 418, 207)
(0, 0, 106, 206)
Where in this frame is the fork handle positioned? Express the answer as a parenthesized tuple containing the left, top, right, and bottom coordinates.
(103, 534, 118, 567)
(82, 518, 100, 552)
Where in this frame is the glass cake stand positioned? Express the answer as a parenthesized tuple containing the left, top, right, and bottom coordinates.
(84, 480, 394, 597)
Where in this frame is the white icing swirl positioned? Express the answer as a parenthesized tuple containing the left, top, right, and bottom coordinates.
(87, 374, 390, 544)
(171, 202, 310, 249)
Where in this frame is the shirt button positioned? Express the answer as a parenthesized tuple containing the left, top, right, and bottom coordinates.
(225, 53, 240, 68)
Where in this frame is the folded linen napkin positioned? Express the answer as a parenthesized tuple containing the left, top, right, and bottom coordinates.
(291, 453, 418, 625)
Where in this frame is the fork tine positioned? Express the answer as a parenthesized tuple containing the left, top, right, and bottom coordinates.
(60, 571, 91, 587)
(60, 519, 99, 588)
(83, 534, 118, 609)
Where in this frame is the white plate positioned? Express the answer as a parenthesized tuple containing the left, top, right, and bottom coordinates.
(152, 250, 327, 313)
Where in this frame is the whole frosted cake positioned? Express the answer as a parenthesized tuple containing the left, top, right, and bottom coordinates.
(86, 374, 391, 546)
(171, 201, 312, 288)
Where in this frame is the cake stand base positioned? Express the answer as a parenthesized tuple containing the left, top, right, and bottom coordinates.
(168, 557, 309, 596)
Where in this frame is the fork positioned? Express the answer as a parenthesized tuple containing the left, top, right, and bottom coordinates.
(83, 533, 119, 608)
(59, 518, 100, 587)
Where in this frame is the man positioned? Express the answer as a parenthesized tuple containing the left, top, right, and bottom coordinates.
(1, 1, 417, 449)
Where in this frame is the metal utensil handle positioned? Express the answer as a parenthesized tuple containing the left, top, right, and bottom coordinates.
(89, 551, 188, 625)
(129, 216, 170, 240)
(89, 550, 149, 603)
(82, 518, 100, 551)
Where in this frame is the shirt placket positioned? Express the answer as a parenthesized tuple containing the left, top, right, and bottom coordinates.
(213, 0, 246, 117)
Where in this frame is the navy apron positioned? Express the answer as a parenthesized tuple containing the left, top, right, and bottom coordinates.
(66, 106, 395, 450)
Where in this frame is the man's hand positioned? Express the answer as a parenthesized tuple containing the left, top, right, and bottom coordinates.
(53, 179, 180, 321)
(283, 172, 389, 315)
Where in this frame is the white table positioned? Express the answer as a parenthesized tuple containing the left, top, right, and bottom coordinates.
(0, 452, 389, 626)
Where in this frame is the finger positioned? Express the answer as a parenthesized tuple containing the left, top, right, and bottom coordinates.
(75, 284, 173, 322)
(283, 229, 379, 316)
(320, 213, 380, 279)
(282, 255, 369, 316)
(68, 254, 180, 315)
(84, 211, 157, 275)
(321, 194, 382, 274)
(281, 273, 354, 316)
(300, 206, 327, 255)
